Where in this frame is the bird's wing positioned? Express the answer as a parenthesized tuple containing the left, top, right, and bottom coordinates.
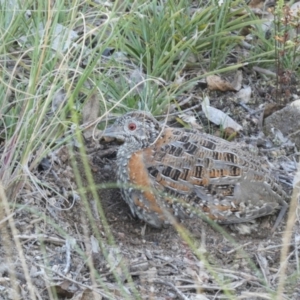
(141, 127, 287, 223)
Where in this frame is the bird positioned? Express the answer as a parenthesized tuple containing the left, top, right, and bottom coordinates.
(102, 110, 289, 232)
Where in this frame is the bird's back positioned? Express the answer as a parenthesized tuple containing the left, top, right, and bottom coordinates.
(138, 127, 288, 225)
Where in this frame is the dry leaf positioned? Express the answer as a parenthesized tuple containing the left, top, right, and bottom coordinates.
(202, 97, 243, 131)
(178, 113, 203, 130)
(206, 71, 242, 92)
(231, 70, 243, 91)
(19, 23, 78, 51)
(236, 86, 252, 103)
(206, 75, 234, 91)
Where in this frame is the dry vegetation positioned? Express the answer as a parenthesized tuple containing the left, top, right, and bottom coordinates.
(0, 0, 300, 299)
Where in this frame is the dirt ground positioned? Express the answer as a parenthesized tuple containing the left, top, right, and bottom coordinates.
(1, 81, 300, 299)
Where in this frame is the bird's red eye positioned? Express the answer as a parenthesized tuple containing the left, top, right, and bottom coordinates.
(128, 122, 137, 131)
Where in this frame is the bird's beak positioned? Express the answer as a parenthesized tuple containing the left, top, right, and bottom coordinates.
(102, 125, 125, 142)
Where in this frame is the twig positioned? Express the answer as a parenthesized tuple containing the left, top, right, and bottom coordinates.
(14, 234, 66, 245)
(63, 239, 72, 274)
(253, 66, 276, 77)
(226, 242, 252, 254)
(153, 279, 189, 300)
(35, 263, 124, 299)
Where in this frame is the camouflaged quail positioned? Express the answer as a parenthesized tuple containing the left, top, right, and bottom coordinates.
(103, 111, 289, 232)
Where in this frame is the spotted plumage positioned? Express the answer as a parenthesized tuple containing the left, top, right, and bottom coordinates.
(103, 111, 289, 231)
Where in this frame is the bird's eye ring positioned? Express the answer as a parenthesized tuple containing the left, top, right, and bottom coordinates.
(128, 122, 137, 131)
